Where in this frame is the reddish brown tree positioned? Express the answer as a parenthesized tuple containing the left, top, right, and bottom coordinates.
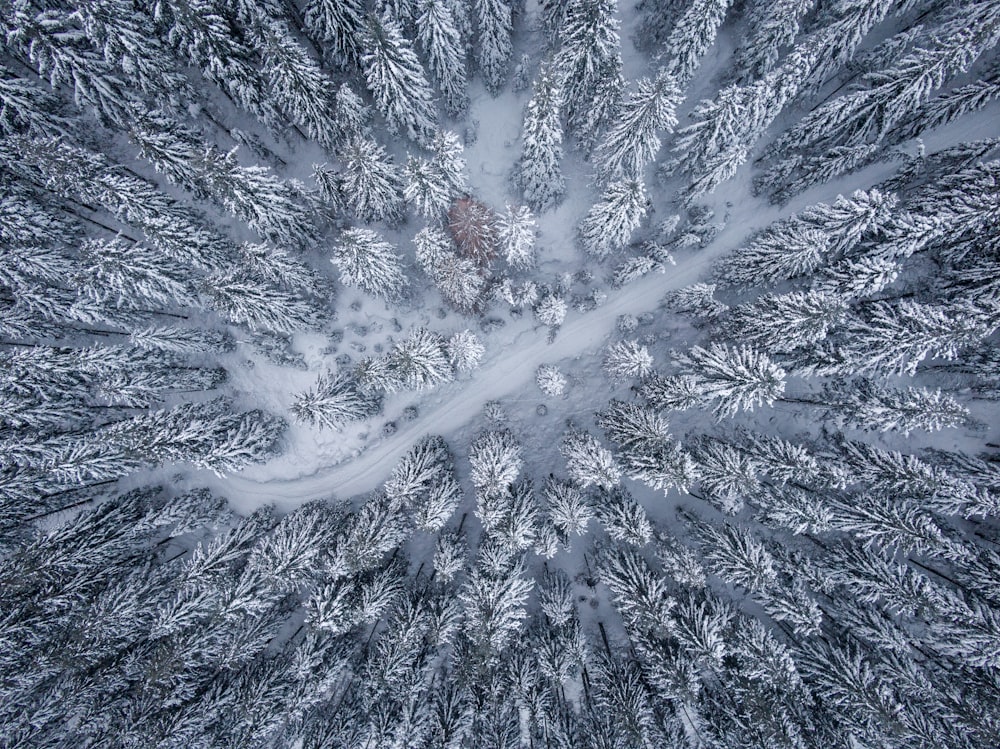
(448, 196, 498, 265)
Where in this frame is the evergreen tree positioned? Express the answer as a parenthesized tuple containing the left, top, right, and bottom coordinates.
(414, 227, 486, 312)
(416, 0, 470, 116)
(603, 340, 653, 382)
(665, 0, 734, 84)
(362, 12, 438, 145)
(735, 0, 817, 80)
(554, 0, 624, 147)
(331, 228, 409, 301)
(341, 137, 406, 224)
(203, 272, 320, 333)
(470, 429, 523, 497)
(496, 204, 536, 270)
(475, 0, 514, 95)
(517, 61, 565, 211)
(304, 0, 366, 68)
(560, 429, 620, 490)
(594, 68, 682, 182)
(446, 330, 485, 372)
(291, 371, 380, 430)
(579, 179, 648, 258)
(669, 344, 787, 419)
(536, 364, 567, 397)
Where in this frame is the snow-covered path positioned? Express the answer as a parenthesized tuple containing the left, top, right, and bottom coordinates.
(198, 212, 755, 510)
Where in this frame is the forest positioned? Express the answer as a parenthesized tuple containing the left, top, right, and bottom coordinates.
(1, 0, 999, 747)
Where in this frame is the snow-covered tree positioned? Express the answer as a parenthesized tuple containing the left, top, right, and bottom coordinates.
(560, 430, 621, 490)
(603, 340, 653, 382)
(536, 364, 567, 397)
(304, 0, 366, 68)
(331, 228, 408, 301)
(384, 435, 461, 531)
(579, 179, 648, 258)
(416, 0, 470, 116)
(534, 294, 567, 328)
(665, 0, 733, 84)
(518, 61, 565, 211)
(735, 0, 816, 80)
(844, 299, 997, 377)
(446, 330, 485, 372)
(388, 328, 455, 390)
(362, 12, 438, 145)
(496, 205, 536, 270)
(554, 0, 624, 146)
(594, 68, 682, 181)
(460, 556, 534, 656)
(469, 429, 523, 497)
(543, 478, 594, 542)
(670, 344, 787, 419)
(405, 156, 452, 218)
(292, 371, 380, 430)
(596, 486, 653, 546)
(404, 132, 467, 218)
(820, 379, 971, 435)
(725, 290, 848, 353)
(204, 273, 320, 333)
(415, 227, 486, 312)
(475, 0, 513, 95)
(340, 137, 406, 224)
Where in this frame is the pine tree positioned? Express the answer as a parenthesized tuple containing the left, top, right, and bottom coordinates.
(341, 137, 406, 224)
(446, 330, 485, 372)
(560, 430, 620, 490)
(543, 477, 594, 543)
(204, 272, 320, 333)
(362, 12, 438, 145)
(331, 228, 409, 301)
(404, 133, 467, 218)
(448, 197, 497, 264)
(534, 294, 567, 328)
(820, 379, 971, 435)
(725, 290, 848, 353)
(459, 556, 534, 656)
(664, 0, 734, 84)
(387, 328, 455, 391)
(304, 0, 366, 68)
(735, 0, 817, 80)
(470, 429, 523, 497)
(603, 340, 653, 382)
(76, 238, 198, 311)
(518, 62, 565, 211)
(496, 205, 536, 270)
(579, 179, 648, 258)
(554, 0, 624, 147)
(291, 371, 380, 430)
(416, 0, 470, 116)
(475, 0, 513, 95)
(594, 68, 682, 181)
(844, 299, 997, 376)
(596, 486, 653, 546)
(414, 227, 486, 312)
(536, 364, 567, 397)
(672, 344, 787, 419)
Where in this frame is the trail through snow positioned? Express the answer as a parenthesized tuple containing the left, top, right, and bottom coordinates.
(198, 213, 752, 510)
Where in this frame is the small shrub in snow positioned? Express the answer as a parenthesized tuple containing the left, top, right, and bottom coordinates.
(536, 364, 567, 397)
(617, 314, 639, 333)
